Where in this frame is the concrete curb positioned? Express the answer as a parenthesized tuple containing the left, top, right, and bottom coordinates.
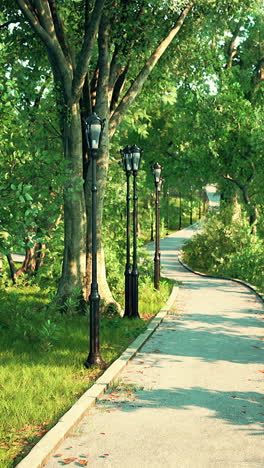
(178, 252, 264, 305)
(16, 283, 179, 468)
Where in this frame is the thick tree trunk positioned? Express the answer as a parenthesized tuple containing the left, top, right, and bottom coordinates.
(84, 129, 120, 310)
(57, 104, 87, 302)
(241, 185, 258, 233)
(16, 242, 45, 276)
(6, 254, 16, 284)
(84, 17, 120, 311)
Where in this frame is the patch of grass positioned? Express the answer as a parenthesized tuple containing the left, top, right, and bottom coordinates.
(110, 380, 144, 393)
(0, 277, 173, 467)
(139, 277, 173, 319)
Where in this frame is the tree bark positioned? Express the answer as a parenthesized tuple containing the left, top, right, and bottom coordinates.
(6, 254, 16, 284)
(57, 104, 87, 301)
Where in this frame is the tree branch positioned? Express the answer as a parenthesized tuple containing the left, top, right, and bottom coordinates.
(109, 1, 194, 137)
(110, 65, 129, 114)
(48, 0, 73, 65)
(225, 23, 241, 69)
(94, 14, 110, 115)
(34, 0, 56, 39)
(15, 0, 72, 98)
(222, 174, 245, 192)
(241, 154, 255, 184)
(72, 0, 107, 104)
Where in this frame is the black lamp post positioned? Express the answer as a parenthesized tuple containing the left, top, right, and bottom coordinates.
(83, 112, 105, 368)
(150, 193, 155, 242)
(152, 163, 162, 290)
(131, 145, 142, 318)
(190, 187, 193, 225)
(178, 192, 182, 230)
(166, 189, 170, 235)
(121, 146, 133, 318)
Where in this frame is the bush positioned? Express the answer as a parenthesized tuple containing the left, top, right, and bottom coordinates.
(183, 209, 264, 292)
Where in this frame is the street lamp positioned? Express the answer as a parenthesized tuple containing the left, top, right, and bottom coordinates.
(152, 162, 162, 290)
(83, 112, 106, 368)
(120, 145, 132, 318)
(131, 144, 142, 318)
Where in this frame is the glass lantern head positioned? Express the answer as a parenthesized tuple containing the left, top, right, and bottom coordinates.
(131, 145, 142, 173)
(121, 145, 132, 173)
(84, 112, 104, 150)
(152, 162, 162, 185)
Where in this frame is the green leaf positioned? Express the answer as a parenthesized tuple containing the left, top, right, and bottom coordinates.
(24, 193, 33, 201)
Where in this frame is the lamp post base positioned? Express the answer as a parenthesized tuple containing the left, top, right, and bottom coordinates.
(85, 289, 106, 369)
(124, 267, 132, 317)
(84, 353, 106, 369)
(131, 269, 140, 319)
(154, 254, 160, 290)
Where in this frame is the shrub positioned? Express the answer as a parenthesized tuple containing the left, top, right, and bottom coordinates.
(183, 209, 264, 292)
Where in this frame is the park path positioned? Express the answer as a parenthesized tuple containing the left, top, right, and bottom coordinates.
(44, 226, 264, 468)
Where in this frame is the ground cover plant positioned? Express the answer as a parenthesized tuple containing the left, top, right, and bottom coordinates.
(0, 277, 172, 467)
(183, 208, 264, 293)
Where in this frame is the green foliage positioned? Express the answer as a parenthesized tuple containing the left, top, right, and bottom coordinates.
(183, 209, 264, 292)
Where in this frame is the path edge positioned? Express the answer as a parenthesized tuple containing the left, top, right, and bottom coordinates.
(178, 252, 264, 305)
(15, 283, 179, 468)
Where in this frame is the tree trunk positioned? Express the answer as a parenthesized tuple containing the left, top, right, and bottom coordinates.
(84, 17, 121, 311)
(6, 254, 16, 284)
(57, 104, 87, 302)
(84, 129, 120, 310)
(16, 242, 44, 276)
(241, 185, 258, 233)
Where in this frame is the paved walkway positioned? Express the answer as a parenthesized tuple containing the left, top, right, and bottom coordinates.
(44, 227, 264, 468)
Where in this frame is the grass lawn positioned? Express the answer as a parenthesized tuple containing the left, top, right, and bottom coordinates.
(0, 278, 173, 467)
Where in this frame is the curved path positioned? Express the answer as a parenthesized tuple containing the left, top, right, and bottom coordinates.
(44, 227, 263, 468)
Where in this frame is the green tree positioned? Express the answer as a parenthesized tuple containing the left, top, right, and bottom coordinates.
(9, 0, 194, 307)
